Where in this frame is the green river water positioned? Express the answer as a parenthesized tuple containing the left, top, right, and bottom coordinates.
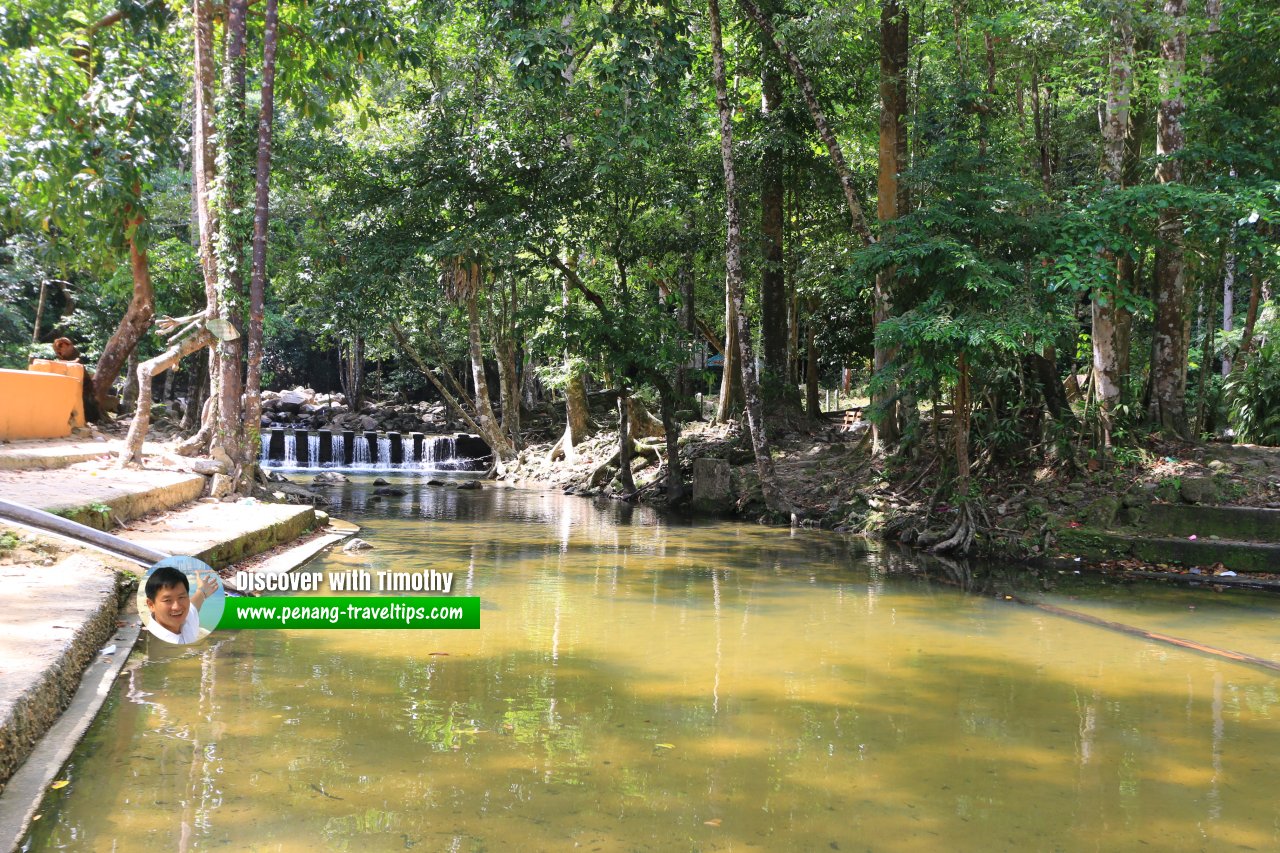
(20, 476, 1280, 852)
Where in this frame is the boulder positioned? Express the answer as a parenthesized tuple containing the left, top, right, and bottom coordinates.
(190, 457, 228, 476)
(374, 486, 407, 496)
(455, 480, 482, 490)
(209, 473, 234, 498)
(343, 538, 373, 553)
(1081, 495, 1120, 528)
(1180, 476, 1220, 505)
(276, 390, 307, 413)
(313, 471, 348, 484)
(692, 458, 733, 512)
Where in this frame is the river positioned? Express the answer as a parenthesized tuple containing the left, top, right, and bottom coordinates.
(21, 475, 1280, 851)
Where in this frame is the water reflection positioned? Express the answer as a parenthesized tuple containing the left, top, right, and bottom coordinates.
(23, 482, 1280, 852)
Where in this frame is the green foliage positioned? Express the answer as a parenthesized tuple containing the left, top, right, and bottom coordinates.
(1225, 317, 1280, 446)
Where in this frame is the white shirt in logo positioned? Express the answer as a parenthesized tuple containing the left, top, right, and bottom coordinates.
(148, 605, 202, 644)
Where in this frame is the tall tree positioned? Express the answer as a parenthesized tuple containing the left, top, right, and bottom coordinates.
(874, 0, 909, 449)
(242, 0, 281, 484)
(709, 0, 787, 514)
(1149, 0, 1189, 436)
(1092, 3, 1134, 443)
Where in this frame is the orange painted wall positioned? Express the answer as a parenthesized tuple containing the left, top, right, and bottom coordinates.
(0, 365, 86, 440)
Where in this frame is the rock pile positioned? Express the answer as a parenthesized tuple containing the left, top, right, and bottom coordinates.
(260, 387, 473, 433)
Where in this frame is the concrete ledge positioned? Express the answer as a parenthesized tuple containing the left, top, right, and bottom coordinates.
(118, 502, 317, 569)
(0, 468, 206, 531)
(1128, 504, 1280, 544)
(1059, 527, 1280, 573)
(0, 555, 125, 797)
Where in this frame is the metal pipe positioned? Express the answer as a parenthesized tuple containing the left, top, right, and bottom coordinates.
(0, 498, 168, 567)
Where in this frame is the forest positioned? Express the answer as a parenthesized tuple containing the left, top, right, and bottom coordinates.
(2, 0, 1278, 552)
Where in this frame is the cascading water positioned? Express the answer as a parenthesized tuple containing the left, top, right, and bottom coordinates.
(424, 436, 459, 471)
(258, 428, 478, 471)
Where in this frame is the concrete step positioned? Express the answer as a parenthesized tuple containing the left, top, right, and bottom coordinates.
(0, 468, 206, 531)
(0, 438, 173, 472)
(115, 501, 317, 569)
(1127, 503, 1280, 544)
(1059, 527, 1280, 573)
(0, 439, 115, 472)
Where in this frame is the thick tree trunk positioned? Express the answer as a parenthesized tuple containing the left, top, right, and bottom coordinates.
(93, 229, 156, 415)
(710, 0, 788, 515)
(211, 0, 249, 478)
(759, 40, 789, 403)
(716, 290, 743, 420)
(466, 293, 516, 462)
(339, 335, 364, 408)
(559, 366, 594, 462)
(874, 0, 909, 450)
(1149, 0, 1189, 437)
(494, 337, 521, 447)
(119, 330, 216, 467)
(242, 0, 279, 485)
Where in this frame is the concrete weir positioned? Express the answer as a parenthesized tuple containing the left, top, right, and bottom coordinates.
(258, 428, 491, 471)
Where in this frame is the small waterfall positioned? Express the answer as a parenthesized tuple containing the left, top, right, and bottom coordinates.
(376, 436, 392, 469)
(402, 438, 417, 469)
(308, 433, 320, 466)
(283, 433, 297, 466)
(353, 436, 370, 466)
(259, 433, 271, 465)
(424, 436, 458, 471)
(331, 433, 344, 467)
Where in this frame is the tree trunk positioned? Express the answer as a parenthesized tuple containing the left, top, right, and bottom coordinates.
(710, 0, 788, 514)
(93, 228, 156, 415)
(119, 330, 216, 467)
(1149, 0, 1189, 437)
(242, 0, 279, 486)
(874, 0, 908, 450)
(616, 390, 637, 494)
(466, 292, 516, 463)
(759, 36, 788, 403)
(560, 366, 594, 462)
(1092, 8, 1133, 444)
(494, 337, 521, 447)
(715, 289, 743, 420)
(738, 0, 875, 246)
(676, 246, 697, 401)
(121, 349, 140, 412)
(389, 322, 487, 438)
(211, 0, 249, 478)
(654, 377, 684, 501)
(805, 299, 820, 417)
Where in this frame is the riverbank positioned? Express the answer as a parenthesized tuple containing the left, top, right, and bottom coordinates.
(500, 413, 1280, 579)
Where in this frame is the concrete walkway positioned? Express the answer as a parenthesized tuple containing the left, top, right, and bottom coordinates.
(0, 436, 329, 849)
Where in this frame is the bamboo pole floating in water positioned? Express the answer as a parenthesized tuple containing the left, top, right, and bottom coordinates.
(1010, 595, 1280, 675)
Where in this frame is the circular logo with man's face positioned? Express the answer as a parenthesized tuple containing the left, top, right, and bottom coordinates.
(137, 557, 225, 645)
